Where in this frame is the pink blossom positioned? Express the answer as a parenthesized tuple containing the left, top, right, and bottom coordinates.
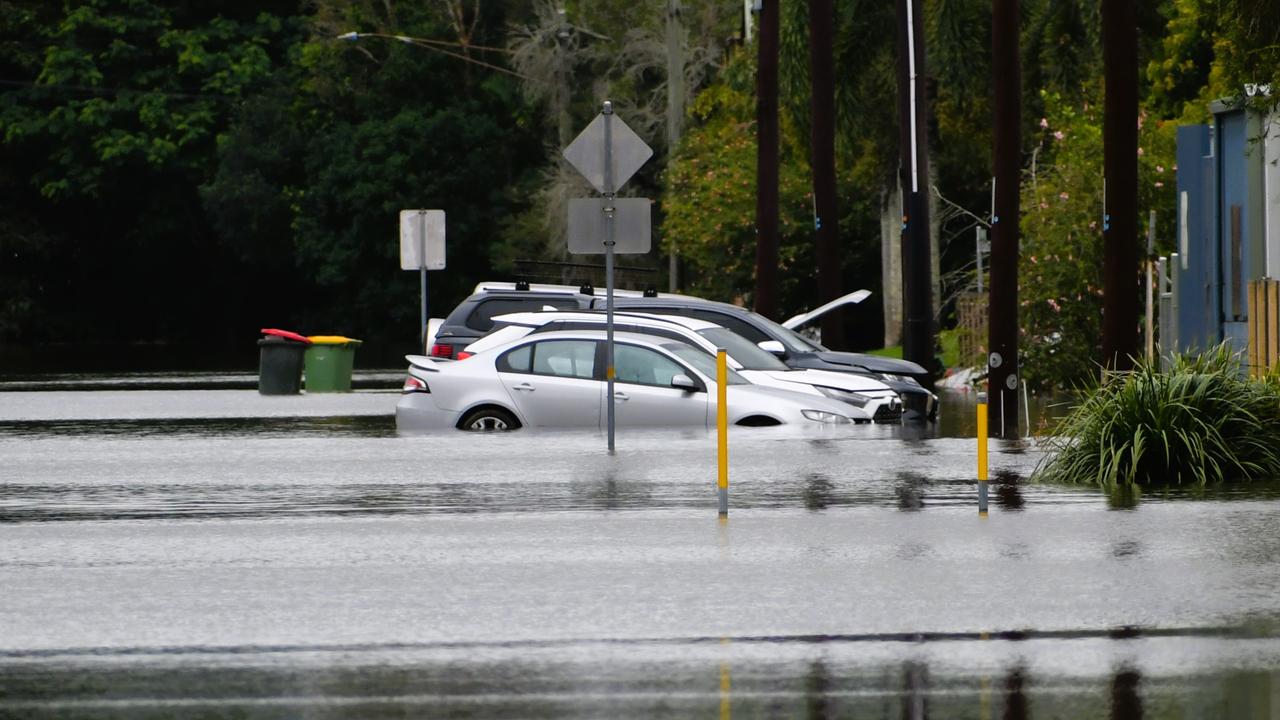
(1047, 299, 1061, 312)
(1054, 130, 1065, 141)
(1058, 191, 1069, 201)
(1156, 165, 1164, 173)
(1039, 118, 1049, 129)
(1039, 201, 1048, 209)
(1089, 221, 1097, 229)
(1154, 181, 1164, 188)
(1029, 255, 1038, 264)
(1137, 147, 1144, 156)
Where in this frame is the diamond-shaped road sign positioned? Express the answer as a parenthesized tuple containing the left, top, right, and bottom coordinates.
(562, 112, 653, 194)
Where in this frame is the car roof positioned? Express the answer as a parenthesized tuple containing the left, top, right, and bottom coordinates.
(608, 293, 754, 314)
(492, 310, 721, 332)
(482, 327, 691, 353)
(471, 281, 649, 298)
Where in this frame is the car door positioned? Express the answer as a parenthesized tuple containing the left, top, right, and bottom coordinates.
(606, 343, 709, 427)
(496, 340, 602, 428)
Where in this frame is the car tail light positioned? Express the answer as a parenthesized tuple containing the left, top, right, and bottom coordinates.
(430, 343, 454, 359)
(456, 351, 474, 360)
(402, 376, 429, 393)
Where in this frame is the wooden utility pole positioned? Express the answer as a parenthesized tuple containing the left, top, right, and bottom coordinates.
(896, 0, 935, 374)
(809, 0, 844, 347)
(989, 0, 1021, 437)
(1102, 0, 1139, 371)
(753, 0, 780, 320)
(666, 0, 684, 292)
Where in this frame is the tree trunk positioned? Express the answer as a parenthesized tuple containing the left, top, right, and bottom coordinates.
(753, 0, 780, 320)
(809, 0, 844, 347)
(881, 182, 904, 347)
(1102, 0, 1139, 371)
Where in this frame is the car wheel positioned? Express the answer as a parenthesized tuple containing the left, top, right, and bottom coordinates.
(459, 407, 520, 432)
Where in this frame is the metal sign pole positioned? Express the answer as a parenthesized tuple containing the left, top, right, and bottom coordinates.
(603, 101, 617, 453)
(418, 211, 429, 354)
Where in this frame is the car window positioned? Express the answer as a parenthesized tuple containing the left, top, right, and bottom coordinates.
(613, 344, 687, 387)
(661, 342, 749, 385)
(496, 344, 532, 373)
(465, 298, 580, 332)
(681, 309, 768, 344)
(531, 340, 596, 379)
(697, 327, 789, 370)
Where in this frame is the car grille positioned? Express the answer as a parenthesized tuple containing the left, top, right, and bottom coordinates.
(873, 403, 903, 423)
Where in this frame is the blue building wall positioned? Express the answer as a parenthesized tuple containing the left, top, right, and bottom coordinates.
(1175, 124, 1216, 351)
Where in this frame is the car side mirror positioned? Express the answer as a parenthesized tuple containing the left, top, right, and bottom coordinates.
(757, 340, 786, 357)
(671, 374, 699, 392)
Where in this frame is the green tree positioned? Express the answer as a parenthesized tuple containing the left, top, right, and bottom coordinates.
(661, 51, 816, 307)
(0, 0, 301, 342)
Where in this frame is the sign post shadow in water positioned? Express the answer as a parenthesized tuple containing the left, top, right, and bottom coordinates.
(563, 101, 653, 453)
(399, 210, 446, 354)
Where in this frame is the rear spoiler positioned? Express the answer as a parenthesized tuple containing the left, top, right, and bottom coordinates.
(405, 354, 441, 371)
(782, 289, 872, 329)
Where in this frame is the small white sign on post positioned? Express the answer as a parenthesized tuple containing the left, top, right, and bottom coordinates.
(399, 210, 446, 270)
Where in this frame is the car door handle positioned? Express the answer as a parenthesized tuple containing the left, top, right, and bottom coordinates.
(512, 382, 535, 392)
(613, 391, 629, 401)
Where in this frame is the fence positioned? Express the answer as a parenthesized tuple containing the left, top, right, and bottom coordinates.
(955, 292, 988, 369)
(1248, 278, 1280, 377)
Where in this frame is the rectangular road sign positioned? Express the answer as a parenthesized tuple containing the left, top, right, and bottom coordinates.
(567, 198, 651, 255)
(399, 210, 446, 270)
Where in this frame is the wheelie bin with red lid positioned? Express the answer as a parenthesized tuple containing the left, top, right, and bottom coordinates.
(257, 329, 311, 395)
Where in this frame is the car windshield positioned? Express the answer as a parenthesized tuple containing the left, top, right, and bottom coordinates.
(758, 314, 826, 352)
(696, 328, 789, 370)
(660, 342, 749, 385)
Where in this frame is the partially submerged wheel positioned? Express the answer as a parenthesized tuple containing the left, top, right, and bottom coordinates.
(458, 407, 520, 432)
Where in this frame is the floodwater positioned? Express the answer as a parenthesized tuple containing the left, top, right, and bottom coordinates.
(3, 376, 1280, 718)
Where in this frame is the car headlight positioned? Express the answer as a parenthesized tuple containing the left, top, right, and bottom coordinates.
(801, 409, 852, 424)
(881, 373, 921, 387)
(816, 386, 871, 407)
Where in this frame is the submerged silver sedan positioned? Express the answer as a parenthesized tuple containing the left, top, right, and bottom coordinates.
(395, 329, 860, 433)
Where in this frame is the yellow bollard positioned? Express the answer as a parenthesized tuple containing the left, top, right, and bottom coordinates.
(717, 349, 729, 517)
(977, 391, 989, 515)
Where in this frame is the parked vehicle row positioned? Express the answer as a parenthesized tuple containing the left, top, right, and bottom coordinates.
(396, 330, 860, 433)
(465, 311, 904, 423)
(398, 281, 939, 433)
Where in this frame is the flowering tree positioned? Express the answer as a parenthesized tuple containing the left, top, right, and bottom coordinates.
(1019, 90, 1177, 389)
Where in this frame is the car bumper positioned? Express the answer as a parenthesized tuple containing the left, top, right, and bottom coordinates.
(899, 390, 938, 422)
(395, 393, 459, 434)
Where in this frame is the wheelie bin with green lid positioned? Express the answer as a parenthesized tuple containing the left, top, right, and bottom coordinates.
(304, 335, 362, 392)
(257, 329, 311, 395)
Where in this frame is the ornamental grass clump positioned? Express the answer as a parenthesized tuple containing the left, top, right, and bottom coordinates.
(1035, 345, 1280, 487)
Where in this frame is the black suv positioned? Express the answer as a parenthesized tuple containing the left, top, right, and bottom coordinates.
(428, 282, 644, 360)
(600, 294, 939, 421)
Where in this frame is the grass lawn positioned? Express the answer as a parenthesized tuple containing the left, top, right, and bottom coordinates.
(866, 329, 961, 368)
